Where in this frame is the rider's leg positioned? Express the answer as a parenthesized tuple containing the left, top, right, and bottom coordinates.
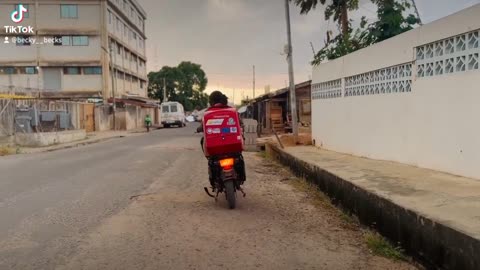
(236, 154, 246, 182)
(208, 159, 215, 188)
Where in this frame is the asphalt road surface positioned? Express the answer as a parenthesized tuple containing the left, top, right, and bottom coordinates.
(0, 124, 419, 270)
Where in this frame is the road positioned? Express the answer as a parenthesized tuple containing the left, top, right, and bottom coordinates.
(0, 124, 418, 270)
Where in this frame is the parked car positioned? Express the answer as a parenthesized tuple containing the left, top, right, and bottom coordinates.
(160, 101, 186, 128)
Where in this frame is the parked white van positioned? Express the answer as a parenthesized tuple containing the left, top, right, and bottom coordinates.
(160, 101, 186, 128)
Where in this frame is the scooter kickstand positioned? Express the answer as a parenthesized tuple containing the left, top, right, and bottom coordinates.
(238, 187, 246, 198)
(203, 187, 215, 198)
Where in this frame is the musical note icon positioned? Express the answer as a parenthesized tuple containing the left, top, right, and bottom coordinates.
(11, 4, 28, 23)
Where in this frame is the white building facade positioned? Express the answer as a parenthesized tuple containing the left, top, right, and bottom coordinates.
(0, 0, 147, 99)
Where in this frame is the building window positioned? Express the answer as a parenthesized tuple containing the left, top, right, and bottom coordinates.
(108, 11, 112, 25)
(64, 67, 81, 75)
(133, 32, 137, 41)
(72, 36, 88, 46)
(83, 67, 102, 75)
(117, 43, 121, 55)
(124, 24, 128, 37)
(54, 36, 72, 46)
(140, 81, 145, 89)
(19, 67, 38, 74)
(116, 17, 120, 31)
(60, 4, 78, 18)
(123, 0, 127, 10)
(26, 67, 38, 74)
(14, 4, 29, 18)
(131, 7, 135, 17)
(0, 67, 17, 75)
(15, 37, 31, 46)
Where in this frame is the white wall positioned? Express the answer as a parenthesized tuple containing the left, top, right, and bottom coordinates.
(37, 3, 101, 32)
(63, 74, 102, 92)
(312, 4, 480, 179)
(39, 36, 101, 63)
(0, 74, 39, 90)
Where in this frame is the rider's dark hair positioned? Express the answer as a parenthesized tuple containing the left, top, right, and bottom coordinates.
(209, 91, 228, 106)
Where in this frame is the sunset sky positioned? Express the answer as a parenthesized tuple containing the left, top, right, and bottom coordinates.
(138, 0, 480, 104)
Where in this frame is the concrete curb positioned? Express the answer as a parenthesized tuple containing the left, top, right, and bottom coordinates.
(21, 135, 127, 154)
(48, 136, 126, 152)
(266, 143, 480, 270)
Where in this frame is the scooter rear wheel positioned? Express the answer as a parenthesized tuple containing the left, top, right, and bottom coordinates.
(224, 181, 236, 209)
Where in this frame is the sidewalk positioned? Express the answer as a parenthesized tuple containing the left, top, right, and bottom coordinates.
(266, 144, 480, 270)
(20, 129, 146, 154)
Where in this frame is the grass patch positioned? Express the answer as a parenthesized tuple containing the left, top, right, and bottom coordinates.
(340, 212, 357, 225)
(290, 178, 332, 209)
(291, 178, 361, 226)
(0, 146, 16, 156)
(365, 232, 406, 261)
(256, 151, 268, 159)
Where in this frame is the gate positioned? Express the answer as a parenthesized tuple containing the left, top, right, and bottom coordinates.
(81, 104, 95, 132)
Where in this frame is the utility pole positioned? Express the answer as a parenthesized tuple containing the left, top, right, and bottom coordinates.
(109, 42, 117, 130)
(163, 77, 167, 102)
(411, 0, 423, 25)
(284, 0, 298, 141)
(253, 65, 256, 99)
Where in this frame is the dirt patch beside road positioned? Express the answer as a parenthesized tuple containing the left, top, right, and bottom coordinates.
(57, 153, 420, 270)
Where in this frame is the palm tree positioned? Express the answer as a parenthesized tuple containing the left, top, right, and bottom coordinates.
(290, 0, 359, 37)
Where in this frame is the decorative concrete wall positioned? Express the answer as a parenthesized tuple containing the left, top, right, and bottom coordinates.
(311, 5, 480, 179)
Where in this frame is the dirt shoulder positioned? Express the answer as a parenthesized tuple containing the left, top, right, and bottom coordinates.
(56, 152, 420, 270)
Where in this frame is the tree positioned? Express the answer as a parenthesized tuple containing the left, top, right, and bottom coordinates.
(290, 0, 359, 37)
(148, 61, 209, 111)
(369, 0, 419, 42)
(311, 21, 375, 65)
(309, 0, 419, 64)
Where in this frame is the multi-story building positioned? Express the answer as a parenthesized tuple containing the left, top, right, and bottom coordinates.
(0, 0, 147, 99)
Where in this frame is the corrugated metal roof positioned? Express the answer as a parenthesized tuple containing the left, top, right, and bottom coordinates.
(252, 80, 311, 102)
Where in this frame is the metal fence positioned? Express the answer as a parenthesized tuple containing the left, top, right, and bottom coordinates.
(0, 99, 93, 139)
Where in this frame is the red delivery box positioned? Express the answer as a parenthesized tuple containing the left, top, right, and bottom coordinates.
(203, 107, 243, 157)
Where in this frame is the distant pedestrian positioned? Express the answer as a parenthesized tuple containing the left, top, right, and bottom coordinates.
(145, 114, 152, 132)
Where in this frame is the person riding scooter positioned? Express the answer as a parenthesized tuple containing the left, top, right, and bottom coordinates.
(197, 91, 246, 189)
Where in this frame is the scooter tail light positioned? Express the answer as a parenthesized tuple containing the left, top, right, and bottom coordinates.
(219, 158, 234, 170)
